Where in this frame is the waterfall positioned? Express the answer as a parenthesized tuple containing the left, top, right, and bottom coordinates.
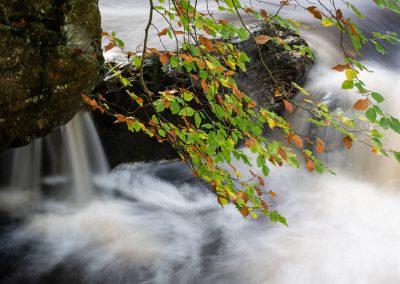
(0, 111, 109, 209)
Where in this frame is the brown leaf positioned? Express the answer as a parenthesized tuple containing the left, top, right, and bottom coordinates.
(332, 63, 351, 72)
(258, 176, 265, 186)
(343, 136, 353, 149)
(203, 25, 213, 35)
(260, 9, 269, 20)
(315, 138, 325, 153)
(158, 28, 168, 36)
(283, 99, 294, 113)
(240, 206, 249, 217)
(278, 147, 288, 161)
(104, 43, 114, 52)
(101, 31, 109, 37)
(269, 189, 277, 198)
(82, 95, 105, 114)
(147, 47, 161, 54)
(306, 6, 322, 20)
(210, 180, 217, 189)
(232, 86, 246, 100)
(198, 35, 213, 50)
(260, 200, 268, 209)
(255, 35, 271, 45)
(353, 99, 369, 111)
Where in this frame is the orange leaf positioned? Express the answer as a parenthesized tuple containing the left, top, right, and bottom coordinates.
(147, 47, 161, 54)
(315, 138, 325, 153)
(258, 176, 265, 186)
(247, 101, 257, 109)
(232, 86, 246, 100)
(306, 159, 315, 172)
(198, 35, 213, 50)
(101, 31, 109, 37)
(158, 28, 168, 36)
(269, 189, 277, 198)
(353, 99, 369, 111)
(201, 79, 209, 93)
(255, 35, 271, 45)
(332, 63, 351, 72)
(283, 99, 294, 113)
(343, 136, 353, 149)
(82, 95, 105, 114)
(288, 132, 304, 148)
(159, 53, 169, 65)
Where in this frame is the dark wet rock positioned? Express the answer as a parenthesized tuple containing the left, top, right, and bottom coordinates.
(0, 0, 103, 151)
(92, 23, 312, 167)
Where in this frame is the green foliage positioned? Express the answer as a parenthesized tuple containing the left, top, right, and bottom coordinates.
(85, 0, 400, 225)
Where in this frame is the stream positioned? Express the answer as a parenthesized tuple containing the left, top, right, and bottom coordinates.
(0, 1, 400, 283)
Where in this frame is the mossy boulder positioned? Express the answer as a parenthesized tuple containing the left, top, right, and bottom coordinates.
(0, 0, 103, 151)
(92, 23, 312, 167)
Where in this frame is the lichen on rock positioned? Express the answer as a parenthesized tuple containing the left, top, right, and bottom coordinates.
(0, 0, 103, 151)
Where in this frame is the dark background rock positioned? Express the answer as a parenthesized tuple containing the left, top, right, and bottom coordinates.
(92, 23, 312, 168)
(0, 0, 103, 151)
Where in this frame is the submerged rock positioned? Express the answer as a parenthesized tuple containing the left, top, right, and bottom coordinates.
(0, 0, 103, 151)
(92, 23, 313, 167)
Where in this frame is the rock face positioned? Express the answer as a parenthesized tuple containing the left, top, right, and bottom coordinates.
(0, 0, 103, 151)
(93, 23, 312, 167)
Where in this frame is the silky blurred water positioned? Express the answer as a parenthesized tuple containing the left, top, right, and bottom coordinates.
(0, 1, 399, 283)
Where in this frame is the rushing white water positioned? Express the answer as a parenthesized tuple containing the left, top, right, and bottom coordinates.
(0, 1, 399, 284)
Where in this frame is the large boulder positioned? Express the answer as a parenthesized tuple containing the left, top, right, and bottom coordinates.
(0, 0, 103, 151)
(93, 23, 312, 167)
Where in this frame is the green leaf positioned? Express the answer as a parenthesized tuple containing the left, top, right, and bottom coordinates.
(194, 112, 202, 128)
(341, 80, 354, 89)
(133, 56, 142, 68)
(380, 117, 390, 130)
(366, 108, 377, 122)
(390, 117, 400, 133)
(179, 107, 195, 116)
(371, 92, 385, 103)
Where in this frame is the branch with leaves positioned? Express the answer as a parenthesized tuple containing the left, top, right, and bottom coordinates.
(85, 0, 400, 225)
